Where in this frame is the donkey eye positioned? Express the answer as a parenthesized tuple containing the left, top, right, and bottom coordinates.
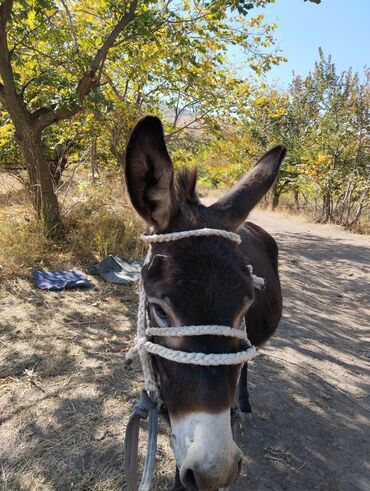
(152, 304, 168, 320)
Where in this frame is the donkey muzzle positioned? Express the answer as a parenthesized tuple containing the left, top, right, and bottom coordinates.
(171, 410, 243, 491)
(180, 452, 242, 491)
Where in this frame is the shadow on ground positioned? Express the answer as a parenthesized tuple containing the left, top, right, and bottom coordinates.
(0, 280, 173, 491)
(0, 220, 369, 490)
(234, 228, 370, 491)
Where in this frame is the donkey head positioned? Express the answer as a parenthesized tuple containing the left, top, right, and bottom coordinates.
(125, 116, 285, 491)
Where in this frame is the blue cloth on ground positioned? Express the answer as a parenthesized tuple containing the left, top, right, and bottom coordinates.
(32, 270, 93, 291)
(88, 255, 142, 285)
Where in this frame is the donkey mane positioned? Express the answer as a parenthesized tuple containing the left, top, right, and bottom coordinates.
(171, 167, 223, 230)
(175, 168, 200, 205)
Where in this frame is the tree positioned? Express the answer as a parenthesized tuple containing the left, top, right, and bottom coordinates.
(0, 0, 138, 236)
(298, 50, 369, 224)
(234, 49, 369, 225)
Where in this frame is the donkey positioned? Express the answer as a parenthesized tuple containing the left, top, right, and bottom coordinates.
(125, 116, 286, 491)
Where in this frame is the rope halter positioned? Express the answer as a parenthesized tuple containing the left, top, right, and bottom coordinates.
(125, 228, 263, 396)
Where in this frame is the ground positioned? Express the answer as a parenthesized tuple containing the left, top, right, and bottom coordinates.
(0, 208, 369, 491)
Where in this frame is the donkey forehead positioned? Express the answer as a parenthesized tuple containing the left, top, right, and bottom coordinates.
(143, 238, 253, 321)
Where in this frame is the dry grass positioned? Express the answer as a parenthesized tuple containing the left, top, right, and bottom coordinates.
(1, 175, 367, 284)
(0, 171, 173, 489)
(61, 182, 146, 260)
(0, 174, 176, 490)
(0, 276, 175, 491)
(197, 183, 227, 199)
(0, 174, 145, 282)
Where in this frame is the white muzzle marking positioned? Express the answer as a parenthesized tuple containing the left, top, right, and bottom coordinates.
(170, 410, 242, 489)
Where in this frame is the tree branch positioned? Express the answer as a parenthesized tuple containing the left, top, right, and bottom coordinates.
(0, 0, 20, 100)
(0, 0, 14, 25)
(20, 70, 49, 97)
(60, 0, 79, 54)
(76, 0, 138, 100)
(31, 105, 81, 133)
(105, 74, 125, 101)
(31, 0, 138, 133)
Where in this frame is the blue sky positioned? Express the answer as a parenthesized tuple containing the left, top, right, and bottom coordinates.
(247, 0, 369, 86)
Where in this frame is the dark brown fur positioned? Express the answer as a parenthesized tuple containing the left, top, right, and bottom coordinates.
(141, 194, 281, 417)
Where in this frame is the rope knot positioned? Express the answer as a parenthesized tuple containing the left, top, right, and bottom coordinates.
(247, 264, 265, 290)
(125, 336, 147, 362)
(133, 390, 158, 419)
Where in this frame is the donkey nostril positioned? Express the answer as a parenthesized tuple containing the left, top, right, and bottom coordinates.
(181, 467, 199, 491)
(236, 457, 243, 480)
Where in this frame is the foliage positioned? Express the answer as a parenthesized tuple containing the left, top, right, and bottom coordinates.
(0, 0, 285, 170)
(192, 49, 369, 228)
(293, 50, 369, 226)
(4, 0, 364, 237)
(0, 109, 19, 167)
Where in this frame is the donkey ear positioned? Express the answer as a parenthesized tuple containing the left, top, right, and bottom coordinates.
(210, 145, 286, 230)
(125, 116, 178, 231)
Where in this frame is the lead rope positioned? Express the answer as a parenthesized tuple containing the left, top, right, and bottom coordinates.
(124, 228, 264, 491)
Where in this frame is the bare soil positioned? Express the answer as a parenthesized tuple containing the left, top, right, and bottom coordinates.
(1, 209, 369, 491)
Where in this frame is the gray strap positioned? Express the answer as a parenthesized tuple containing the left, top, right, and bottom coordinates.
(124, 391, 158, 491)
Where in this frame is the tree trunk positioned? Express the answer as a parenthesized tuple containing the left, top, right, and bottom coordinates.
(346, 187, 369, 229)
(1, 0, 139, 239)
(17, 128, 63, 237)
(271, 185, 280, 210)
(90, 136, 98, 183)
(294, 189, 299, 210)
(0, 86, 63, 237)
(322, 189, 332, 222)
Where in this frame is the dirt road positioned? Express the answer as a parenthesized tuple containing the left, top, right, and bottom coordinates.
(1, 209, 369, 490)
(235, 210, 370, 491)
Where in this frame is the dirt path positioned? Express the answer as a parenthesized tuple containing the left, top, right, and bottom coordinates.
(235, 210, 370, 491)
(1, 209, 369, 491)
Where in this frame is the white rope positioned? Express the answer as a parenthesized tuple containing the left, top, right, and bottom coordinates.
(246, 264, 265, 290)
(126, 228, 262, 395)
(146, 326, 249, 340)
(126, 279, 158, 393)
(143, 341, 256, 366)
(141, 228, 241, 245)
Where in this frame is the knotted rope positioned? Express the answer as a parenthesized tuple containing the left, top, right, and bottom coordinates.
(140, 227, 242, 244)
(125, 228, 263, 396)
